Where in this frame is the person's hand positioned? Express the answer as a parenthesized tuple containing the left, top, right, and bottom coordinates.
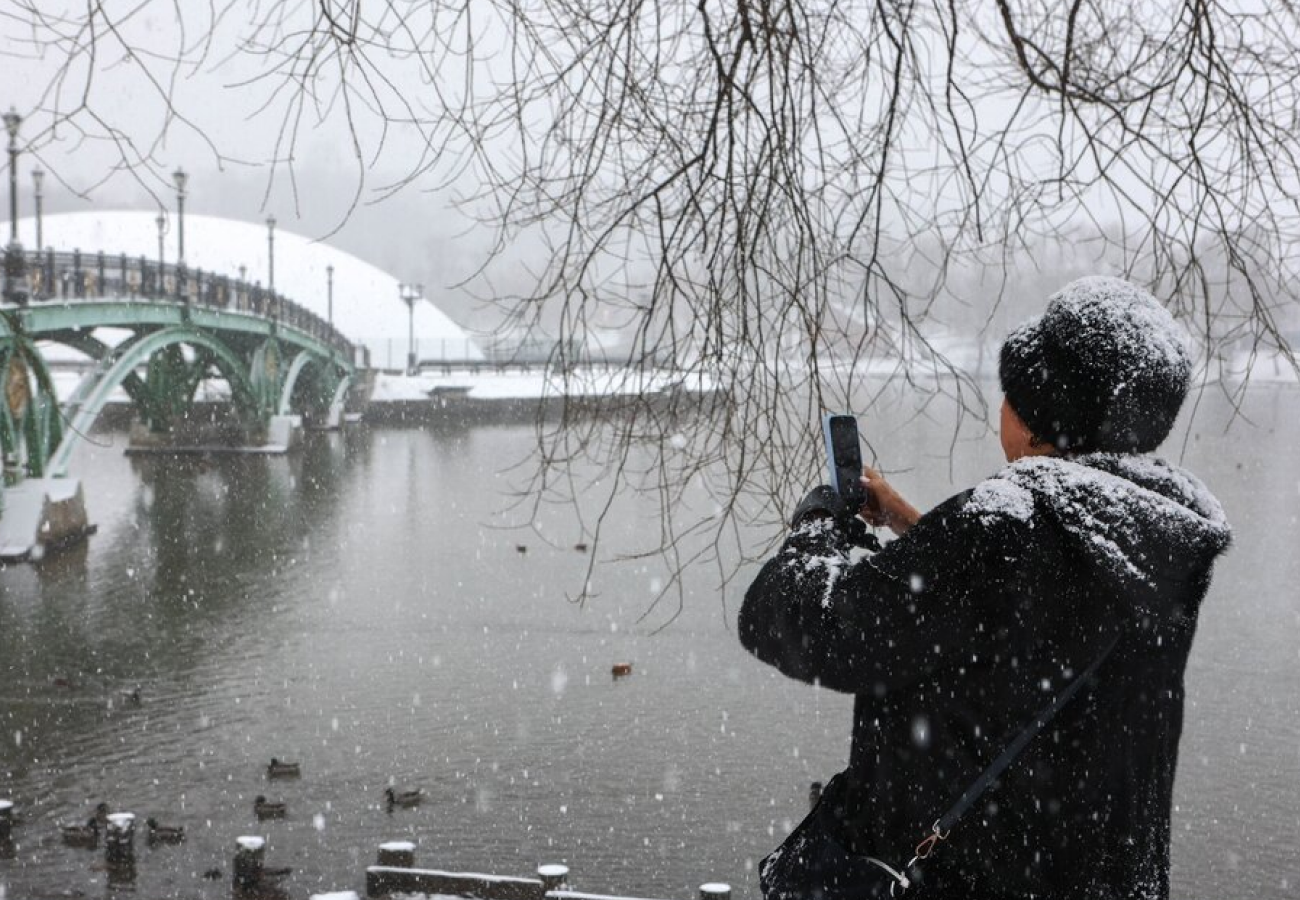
(859, 465, 921, 536)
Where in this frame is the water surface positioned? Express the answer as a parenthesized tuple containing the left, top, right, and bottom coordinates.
(1, 383, 1296, 899)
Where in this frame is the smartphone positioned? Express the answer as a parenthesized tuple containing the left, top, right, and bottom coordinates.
(822, 413, 866, 508)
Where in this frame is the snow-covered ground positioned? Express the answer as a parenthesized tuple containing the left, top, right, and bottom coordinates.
(370, 366, 712, 401)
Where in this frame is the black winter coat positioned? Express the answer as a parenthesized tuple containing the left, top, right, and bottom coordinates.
(740, 453, 1231, 900)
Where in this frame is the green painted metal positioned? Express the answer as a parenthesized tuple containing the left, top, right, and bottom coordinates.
(139, 344, 229, 433)
(326, 374, 354, 428)
(43, 330, 150, 409)
(278, 349, 343, 419)
(47, 326, 270, 476)
(2, 258, 359, 548)
(0, 329, 63, 481)
(0, 291, 354, 483)
(250, 338, 282, 417)
(0, 301, 347, 364)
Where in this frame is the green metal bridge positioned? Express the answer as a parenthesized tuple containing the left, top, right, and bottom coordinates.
(0, 248, 362, 561)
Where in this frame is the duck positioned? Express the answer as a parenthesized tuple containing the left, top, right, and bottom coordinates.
(145, 817, 185, 844)
(265, 758, 301, 779)
(92, 802, 111, 827)
(611, 662, 633, 679)
(118, 688, 142, 706)
(515, 545, 528, 555)
(202, 867, 224, 880)
(384, 787, 424, 809)
(259, 865, 293, 883)
(59, 818, 99, 848)
(253, 796, 287, 820)
(573, 543, 589, 552)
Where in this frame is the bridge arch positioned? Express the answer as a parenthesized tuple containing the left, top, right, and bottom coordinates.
(48, 326, 263, 476)
(279, 349, 322, 416)
(0, 334, 64, 479)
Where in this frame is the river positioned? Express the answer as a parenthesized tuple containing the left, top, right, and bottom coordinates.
(1, 381, 1297, 899)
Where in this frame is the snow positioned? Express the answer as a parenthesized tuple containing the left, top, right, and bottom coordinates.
(380, 841, 416, 852)
(236, 835, 266, 851)
(537, 864, 570, 877)
(0, 800, 13, 811)
(370, 367, 690, 402)
(783, 517, 856, 609)
(309, 893, 361, 900)
(1042, 276, 1192, 381)
(14, 211, 483, 365)
(547, 892, 679, 900)
(367, 866, 540, 884)
(989, 453, 1231, 594)
(105, 812, 134, 830)
(965, 477, 1035, 523)
(1094, 453, 1228, 527)
(44, 478, 82, 503)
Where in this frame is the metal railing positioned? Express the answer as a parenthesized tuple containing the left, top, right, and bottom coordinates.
(13, 248, 360, 364)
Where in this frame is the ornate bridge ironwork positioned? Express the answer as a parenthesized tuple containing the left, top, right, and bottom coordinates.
(1, 248, 360, 557)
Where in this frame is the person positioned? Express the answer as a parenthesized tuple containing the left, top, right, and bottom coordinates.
(739, 276, 1232, 900)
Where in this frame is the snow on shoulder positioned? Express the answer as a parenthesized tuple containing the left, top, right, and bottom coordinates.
(964, 475, 1035, 523)
(979, 453, 1231, 599)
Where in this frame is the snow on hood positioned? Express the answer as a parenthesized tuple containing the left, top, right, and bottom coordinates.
(967, 454, 1231, 616)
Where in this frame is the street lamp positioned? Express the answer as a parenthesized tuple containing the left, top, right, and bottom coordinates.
(267, 215, 276, 293)
(31, 167, 43, 252)
(398, 282, 423, 374)
(172, 167, 188, 265)
(326, 264, 334, 327)
(4, 107, 28, 304)
(155, 210, 165, 271)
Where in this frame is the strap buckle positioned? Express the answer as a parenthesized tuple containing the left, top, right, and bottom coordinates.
(914, 821, 951, 860)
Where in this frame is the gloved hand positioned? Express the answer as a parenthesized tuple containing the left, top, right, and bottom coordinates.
(790, 485, 849, 528)
(791, 486, 881, 551)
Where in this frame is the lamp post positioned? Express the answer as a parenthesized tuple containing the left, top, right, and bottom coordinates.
(4, 107, 27, 304)
(172, 167, 188, 265)
(399, 282, 423, 374)
(326, 264, 334, 327)
(266, 216, 276, 293)
(155, 210, 165, 270)
(31, 167, 43, 252)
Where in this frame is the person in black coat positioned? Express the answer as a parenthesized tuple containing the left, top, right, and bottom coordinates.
(740, 277, 1232, 900)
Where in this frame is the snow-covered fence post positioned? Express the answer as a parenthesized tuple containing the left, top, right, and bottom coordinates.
(699, 883, 731, 900)
(0, 799, 13, 841)
(537, 863, 569, 892)
(234, 835, 266, 889)
(376, 841, 415, 868)
(104, 812, 135, 864)
(809, 781, 823, 810)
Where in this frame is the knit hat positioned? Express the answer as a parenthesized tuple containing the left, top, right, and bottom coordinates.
(998, 276, 1192, 454)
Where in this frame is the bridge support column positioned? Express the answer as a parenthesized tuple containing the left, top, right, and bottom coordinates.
(0, 477, 93, 562)
(266, 414, 303, 451)
(126, 413, 303, 455)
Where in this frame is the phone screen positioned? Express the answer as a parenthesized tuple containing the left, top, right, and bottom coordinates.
(824, 414, 865, 506)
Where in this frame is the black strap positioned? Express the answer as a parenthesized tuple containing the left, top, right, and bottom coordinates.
(934, 631, 1122, 835)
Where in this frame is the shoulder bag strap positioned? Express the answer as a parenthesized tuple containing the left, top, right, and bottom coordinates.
(931, 631, 1123, 841)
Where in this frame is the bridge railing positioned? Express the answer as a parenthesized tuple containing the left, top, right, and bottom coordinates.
(17, 248, 360, 364)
